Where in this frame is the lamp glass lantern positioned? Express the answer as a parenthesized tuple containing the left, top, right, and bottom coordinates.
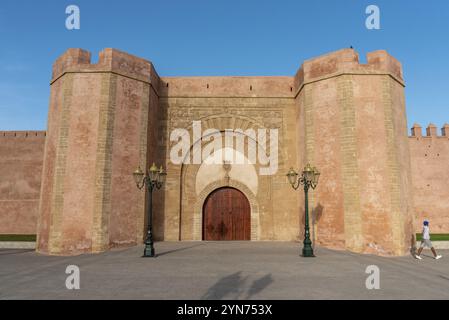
(158, 166, 167, 184)
(133, 167, 144, 187)
(149, 163, 159, 183)
(287, 168, 299, 186)
(312, 167, 320, 186)
(303, 163, 314, 183)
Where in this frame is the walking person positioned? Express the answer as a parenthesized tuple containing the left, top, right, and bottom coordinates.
(415, 220, 442, 260)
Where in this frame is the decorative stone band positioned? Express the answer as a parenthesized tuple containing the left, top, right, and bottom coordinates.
(0, 131, 46, 138)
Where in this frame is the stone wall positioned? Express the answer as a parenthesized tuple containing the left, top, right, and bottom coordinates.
(0, 131, 46, 234)
(409, 124, 449, 233)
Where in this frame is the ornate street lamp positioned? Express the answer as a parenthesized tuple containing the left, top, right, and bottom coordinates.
(133, 163, 167, 257)
(287, 163, 320, 257)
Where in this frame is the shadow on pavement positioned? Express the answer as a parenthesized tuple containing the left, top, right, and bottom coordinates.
(201, 272, 273, 300)
(0, 249, 35, 256)
(156, 243, 205, 257)
(244, 274, 274, 299)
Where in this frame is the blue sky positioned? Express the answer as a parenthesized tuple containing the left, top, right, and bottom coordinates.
(0, 0, 448, 131)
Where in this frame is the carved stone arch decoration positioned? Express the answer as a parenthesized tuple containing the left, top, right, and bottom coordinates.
(174, 113, 267, 201)
(177, 112, 283, 178)
(193, 179, 260, 241)
(176, 112, 281, 165)
(181, 113, 268, 133)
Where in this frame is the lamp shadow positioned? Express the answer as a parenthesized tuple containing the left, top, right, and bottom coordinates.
(311, 203, 324, 247)
(438, 275, 449, 281)
(156, 243, 204, 257)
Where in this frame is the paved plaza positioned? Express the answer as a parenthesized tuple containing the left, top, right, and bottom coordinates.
(0, 242, 448, 300)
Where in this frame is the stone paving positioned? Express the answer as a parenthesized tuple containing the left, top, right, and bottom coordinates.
(0, 242, 448, 300)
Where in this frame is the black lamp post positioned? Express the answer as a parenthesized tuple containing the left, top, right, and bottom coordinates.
(133, 163, 166, 257)
(287, 164, 320, 257)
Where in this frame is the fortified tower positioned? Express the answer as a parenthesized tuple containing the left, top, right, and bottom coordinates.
(36, 49, 161, 254)
(294, 49, 414, 256)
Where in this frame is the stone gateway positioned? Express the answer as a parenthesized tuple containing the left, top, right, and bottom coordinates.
(1, 48, 448, 256)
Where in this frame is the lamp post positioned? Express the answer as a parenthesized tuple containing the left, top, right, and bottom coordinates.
(133, 163, 167, 257)
(286, 163, 320, 257)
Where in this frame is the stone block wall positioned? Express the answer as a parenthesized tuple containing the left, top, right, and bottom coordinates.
(0, 131, 46, 234)
(409, 124, 449, 233)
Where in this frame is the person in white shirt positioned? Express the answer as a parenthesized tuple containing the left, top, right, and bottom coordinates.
(415, 220, 442, 260)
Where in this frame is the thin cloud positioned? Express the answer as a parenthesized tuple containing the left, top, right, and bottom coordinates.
(1, 63, 30, 72)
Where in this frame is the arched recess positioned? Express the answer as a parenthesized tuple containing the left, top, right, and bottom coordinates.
(174, 113, 280, 241)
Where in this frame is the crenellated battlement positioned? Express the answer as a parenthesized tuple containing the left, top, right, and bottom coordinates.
(51, 48, 404, 99)
(0, 131, 46, 138)
(51, 48, 161, 90)
(52, 48, 91, 79)
(409, 123, 449, 138)
(294, 48, 404, 93)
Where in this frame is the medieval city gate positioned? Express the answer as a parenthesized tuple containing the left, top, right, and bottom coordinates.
(24, 47, 429, 257)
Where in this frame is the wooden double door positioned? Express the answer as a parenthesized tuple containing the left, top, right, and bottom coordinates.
(203, 187, 251, 241)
